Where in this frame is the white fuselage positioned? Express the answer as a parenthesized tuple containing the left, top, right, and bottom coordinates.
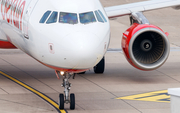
(0, 0, 110, 73)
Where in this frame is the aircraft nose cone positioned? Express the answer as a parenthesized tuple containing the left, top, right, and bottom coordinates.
(61, 32, 103, 68)
(64, 32, 98, 47)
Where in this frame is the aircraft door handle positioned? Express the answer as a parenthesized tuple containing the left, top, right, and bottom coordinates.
(24, 34, 29, 39)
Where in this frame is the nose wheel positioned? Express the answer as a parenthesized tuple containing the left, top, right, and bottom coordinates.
(57, 72, 75, 110)
(59, 93, 64, 109)
(59, 93, 75, 110)
(70, 93, 75, 110)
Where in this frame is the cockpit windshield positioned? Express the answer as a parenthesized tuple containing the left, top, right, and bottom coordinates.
(98, 10, 107, 22)
(40, 10, 107, 25)
(95, 11, 104, 23)
(39, 11, 51, 23)
(46, 11, 58, 24)
(59, 12, 78, 24)
(79, 12, 96, 24)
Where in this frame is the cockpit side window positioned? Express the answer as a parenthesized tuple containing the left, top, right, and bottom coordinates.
(39, 11, 51, 23)
(98, 10, 107, 22)
(95, 11, 104, 23)
(79, 12, 96, 24)
(59, 12, 78, 24)
(46, 11, 58, 24)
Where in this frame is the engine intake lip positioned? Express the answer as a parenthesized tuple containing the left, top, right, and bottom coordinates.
(129, 27, 170, 70)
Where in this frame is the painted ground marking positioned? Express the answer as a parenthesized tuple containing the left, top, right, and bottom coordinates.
(116, 90, 170, 103)
(0, 71, 67, 113)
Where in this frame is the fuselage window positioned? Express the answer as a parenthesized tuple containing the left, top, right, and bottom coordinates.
(46, 11, 58, 24)
(79, 11, 96, 24)
(98, 10, 107, 22)
(59, 12, 78, 24)
(95, 11, 104, 23)
(39, 11, 51, 23)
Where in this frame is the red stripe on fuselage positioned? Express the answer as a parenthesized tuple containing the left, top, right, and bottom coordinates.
(43, 63, 89, 73)
(25, 52, 88, 73)
(0, 40, 17, 48)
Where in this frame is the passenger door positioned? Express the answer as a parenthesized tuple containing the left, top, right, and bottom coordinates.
(23, 0, 39, 39)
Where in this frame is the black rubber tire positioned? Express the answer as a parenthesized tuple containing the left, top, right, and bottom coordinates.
(59, 93, 64, 109)
(70, 93, 75, 110)
(93, 57, 105, 74)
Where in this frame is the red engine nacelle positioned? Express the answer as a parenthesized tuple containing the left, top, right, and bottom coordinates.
(122, 23, 170, 71)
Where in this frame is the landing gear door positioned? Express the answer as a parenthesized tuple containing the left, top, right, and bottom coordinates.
(23, 0, 39, 39)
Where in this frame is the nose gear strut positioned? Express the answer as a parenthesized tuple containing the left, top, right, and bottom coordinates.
(56, 71, 75, 110)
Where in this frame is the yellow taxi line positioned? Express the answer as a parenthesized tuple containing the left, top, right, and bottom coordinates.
(0, 71, 67, 113)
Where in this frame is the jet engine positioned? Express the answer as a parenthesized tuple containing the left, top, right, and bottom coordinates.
(121, 12, 170, 71)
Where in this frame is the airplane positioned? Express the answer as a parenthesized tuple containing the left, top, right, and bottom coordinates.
(0, 0, 180, 110)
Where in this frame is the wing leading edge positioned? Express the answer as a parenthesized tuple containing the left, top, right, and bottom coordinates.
(105, 0, 180, 18)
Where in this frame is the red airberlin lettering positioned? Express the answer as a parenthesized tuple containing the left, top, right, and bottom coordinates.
(1, 0, 26, 31)
(19, 1, 25, 30)
(5, 0, 11, 23)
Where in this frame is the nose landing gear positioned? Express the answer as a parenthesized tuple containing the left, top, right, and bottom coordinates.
(57, 72, 75, 110)
(57, 57, 105, 110)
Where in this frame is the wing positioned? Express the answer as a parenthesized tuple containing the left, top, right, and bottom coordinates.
(105, 0, 180, 18)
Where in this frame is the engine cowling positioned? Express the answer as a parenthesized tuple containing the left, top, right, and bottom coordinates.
(122, 23, 170, 71)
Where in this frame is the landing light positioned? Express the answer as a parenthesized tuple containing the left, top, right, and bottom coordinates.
(60, 71, 65, 76)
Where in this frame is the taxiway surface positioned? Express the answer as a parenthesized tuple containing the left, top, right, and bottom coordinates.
(0, 0, 180, 113)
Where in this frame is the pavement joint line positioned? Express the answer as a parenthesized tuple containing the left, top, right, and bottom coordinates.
(79, 74, 142, 113)
(79, 74, 118, 97)
(75, 103, 85, 110)
(171, 43, 180, 48)
(121, 99, 142, 113)
(0, 87, 9, 94)
(0, 57, 60, 93)
(0, 70, 68, 113)
(156, 70, 180, 83)
(0, 98, 51, 111)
